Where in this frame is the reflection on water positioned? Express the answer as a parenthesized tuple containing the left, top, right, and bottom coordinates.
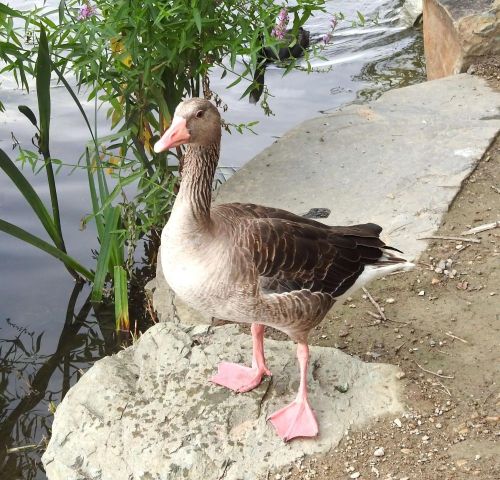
(0, 282, 117, 479)
(0, 0, 425, 478)
(355, 30, 425, 102)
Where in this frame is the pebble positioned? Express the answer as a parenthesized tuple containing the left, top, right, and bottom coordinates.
(386, 297, 395, 304)
(350, 473, 360, 479)
(401, 448, 411, 454)
(436, 423, 442, 429)
(396, 371, 406, 380)
(394, 418, 402, 428)
(422, 435, 430, 442)
(418, 290, 425, 296)
(374, 447, 385, 457)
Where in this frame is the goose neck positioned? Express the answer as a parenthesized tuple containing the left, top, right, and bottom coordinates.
(176, 143, 219, 225)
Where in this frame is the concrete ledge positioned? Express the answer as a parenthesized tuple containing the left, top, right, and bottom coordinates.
(216, 74, 499, 261)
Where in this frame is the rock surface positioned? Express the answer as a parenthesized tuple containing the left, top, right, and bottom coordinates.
(423, 0, 500, 79)
(42, 323, 403, 480)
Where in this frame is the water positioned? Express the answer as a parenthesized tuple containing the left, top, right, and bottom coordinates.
(0, 1, 425, 478)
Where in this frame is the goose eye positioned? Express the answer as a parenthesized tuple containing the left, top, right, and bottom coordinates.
(195, 109, 204, 119)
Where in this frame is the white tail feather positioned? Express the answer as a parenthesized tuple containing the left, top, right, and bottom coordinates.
(335, 253, 414, 300)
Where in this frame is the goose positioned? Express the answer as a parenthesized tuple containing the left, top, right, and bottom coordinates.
(250, 27, 310, 104)
(154, 98, 414, 441)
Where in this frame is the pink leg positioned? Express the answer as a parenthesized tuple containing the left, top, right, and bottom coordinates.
(268, 343, 319, 441)
(211, 324, 272, 393)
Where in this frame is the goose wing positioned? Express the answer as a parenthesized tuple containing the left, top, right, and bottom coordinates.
(227, 214, 397, 298)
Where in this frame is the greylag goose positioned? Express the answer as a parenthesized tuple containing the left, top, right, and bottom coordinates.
(250, 27, 310, 104)
(154, 98, 413, 441)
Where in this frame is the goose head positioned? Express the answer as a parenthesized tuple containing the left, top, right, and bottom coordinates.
(154, 98, 221, 153)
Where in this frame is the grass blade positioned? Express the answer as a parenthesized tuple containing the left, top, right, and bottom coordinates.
(35, 25, 66, 254)
(0, 219, 93, 281)
(91, 206, 121, 302)
(52, 62, 96, 145)
(114, 265, 130, 331)
(36, 26, 51, 154)
(0, 148, 62, 246)
(84, 148, 104, 237)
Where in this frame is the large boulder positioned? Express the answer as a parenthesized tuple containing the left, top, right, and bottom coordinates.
(42, 323, 403, 480)
(423, 0, 500, 79)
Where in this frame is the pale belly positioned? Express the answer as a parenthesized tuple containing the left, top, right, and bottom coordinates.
(160, 238, 257, 323)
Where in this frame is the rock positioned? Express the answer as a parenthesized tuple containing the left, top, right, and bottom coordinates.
(401, 0, 423, 26)
(423, 0, 500, 80)
(484, 416, 499, 423)
(374, 447, 385, 457)
(394, 418, 403, 428)
(42, 323, 403, 480)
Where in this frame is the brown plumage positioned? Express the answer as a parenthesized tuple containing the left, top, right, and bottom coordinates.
(156, 98, 413, 441)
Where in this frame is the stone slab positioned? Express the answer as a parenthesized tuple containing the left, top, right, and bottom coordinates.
(42, 323, 403, 480)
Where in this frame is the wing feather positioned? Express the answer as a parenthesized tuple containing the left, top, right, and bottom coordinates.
(213, 202, 404, 298)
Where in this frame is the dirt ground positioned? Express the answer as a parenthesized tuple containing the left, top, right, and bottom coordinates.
(262, 68, 500, 480)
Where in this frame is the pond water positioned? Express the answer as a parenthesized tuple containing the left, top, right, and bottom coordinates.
(0, 1, 425, 478)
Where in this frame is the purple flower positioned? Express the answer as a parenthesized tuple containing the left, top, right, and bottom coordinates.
(277, 8, 289, 24)
(271, 7, 289, 40)
(78, 3, 96, 20)
(322, 32, 332, 44)
(322, 14, 338, 45)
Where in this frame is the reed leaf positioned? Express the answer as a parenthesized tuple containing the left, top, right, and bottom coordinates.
(35, 26, 51, 154)
(0, 219, 93, 281)
(0, 148, 62, 247)
(113, 265, 130, 331)
(18, 105, 38, 127)
(84, 171, 143, 225)
(91, 205, 121, 302)
(35, 25, 66, 255)
(84, 148, 104, 237)
(51, 62, 96, 145)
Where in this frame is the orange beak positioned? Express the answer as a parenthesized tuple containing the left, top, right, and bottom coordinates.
(153, 116, 190, 153)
